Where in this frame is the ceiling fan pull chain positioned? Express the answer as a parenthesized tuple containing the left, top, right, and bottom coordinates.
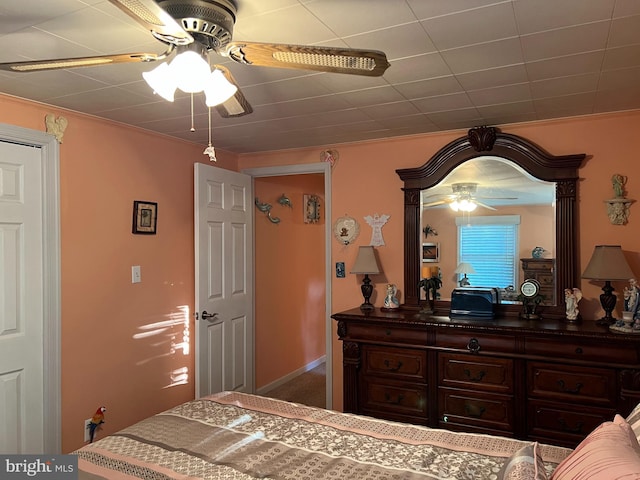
(203, 105, 217, 162)
(208, 106, 212, 146)
(190, 93, 195, 132)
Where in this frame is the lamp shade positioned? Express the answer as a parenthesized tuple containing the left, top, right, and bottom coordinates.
(350, 246, 381, 275)
(142, 62, 177, 101)
(170, 49, 211, 93)
(204, 68, 238, 107)
(455, 262, 476, 274)
(450, 199, 477, 212)
(582, 245, 634, 280)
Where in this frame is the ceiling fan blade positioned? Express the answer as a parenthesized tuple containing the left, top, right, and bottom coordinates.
(108, 0, 193, 45)
(475, 201, 497, 211)
(0, 49, 174, 72)
(213, 65, 253, 117)
(423, 200, 448, 208)
(222, 41, 390, 76)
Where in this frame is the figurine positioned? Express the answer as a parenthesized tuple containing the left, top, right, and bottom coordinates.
(564, 288, 582, 321)
(612, 174, 627, 198)
(418, 275, 442, 314)
(87, 406, 106, 443)
(382, 284, 400, 311)
(624, 279, 639, 318)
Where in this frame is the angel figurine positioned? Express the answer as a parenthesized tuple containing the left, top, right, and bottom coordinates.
(564, 288, 582, 321)
(382, 284, 400, 311)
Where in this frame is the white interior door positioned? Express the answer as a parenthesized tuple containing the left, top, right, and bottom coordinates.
(0, 141, 44, 453)
(195, 163, 253, 398)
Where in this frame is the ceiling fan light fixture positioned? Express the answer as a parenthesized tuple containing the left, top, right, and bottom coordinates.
(169, 49, 211, 93)
(142, 62, 177, 101)
(204, 68, 238, 107)
(450, 199, 477, 212)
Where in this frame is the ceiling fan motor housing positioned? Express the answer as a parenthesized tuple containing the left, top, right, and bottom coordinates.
(452, 183, 478, 197)
(158, 0, 237, 50)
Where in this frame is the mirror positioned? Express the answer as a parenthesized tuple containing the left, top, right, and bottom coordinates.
(397, 126, 585, 320)
(420, 157, 556, 304)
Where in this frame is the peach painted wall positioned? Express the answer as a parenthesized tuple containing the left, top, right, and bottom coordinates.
(5, 91, 640, 434)
(424, 204, 555, 298)
(254, 174, 325, 388)
(237, 109, 640, 410)
(0, 93, 239, 452)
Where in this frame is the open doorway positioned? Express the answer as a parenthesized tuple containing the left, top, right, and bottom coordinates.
(243, 163, 331, 409)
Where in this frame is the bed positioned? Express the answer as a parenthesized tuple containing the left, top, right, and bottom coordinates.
(74, 391, 640, 480)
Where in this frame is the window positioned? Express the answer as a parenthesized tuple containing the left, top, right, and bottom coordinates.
(456, 215, 520, 289)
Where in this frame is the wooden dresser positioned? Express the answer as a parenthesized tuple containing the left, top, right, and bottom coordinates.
(521, 258, 556, 304)
(333, 308, 640, 448)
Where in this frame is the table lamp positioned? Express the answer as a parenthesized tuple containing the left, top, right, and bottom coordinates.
(582, 245, 634, 325)
(454, 262, 476, 287)
(350, 246, 382, 311)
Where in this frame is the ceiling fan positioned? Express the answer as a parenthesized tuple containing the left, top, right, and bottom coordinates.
(423, 183, 517, 212)
(0, 0, 390, 119)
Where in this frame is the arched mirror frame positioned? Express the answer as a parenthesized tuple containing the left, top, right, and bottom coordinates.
(397, 126, 586, 320)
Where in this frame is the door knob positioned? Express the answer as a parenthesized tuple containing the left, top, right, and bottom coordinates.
(201, 310, 217, 320)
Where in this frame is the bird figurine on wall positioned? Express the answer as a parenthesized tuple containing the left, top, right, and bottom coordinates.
(277, 194, 293, 208)
(88, 406, 106, 443)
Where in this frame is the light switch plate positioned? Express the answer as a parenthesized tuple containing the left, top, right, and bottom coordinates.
(132, 265, 141, 283)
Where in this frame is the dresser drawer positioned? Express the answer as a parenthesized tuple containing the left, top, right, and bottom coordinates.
(527, 362, 616, 405)
(361, 379, 428, 419)
(438, 388, 513, 432)
(363, 345, 428, 382)
(435, 332, 516, 354)
(439, 353, 513, 393)
(536, 274, 554, 286)
(525, 337, 638, 364)
(528, 400, 616, 447)
(346, 323, 428, 345)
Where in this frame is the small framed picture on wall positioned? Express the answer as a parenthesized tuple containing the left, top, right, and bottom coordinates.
(422, 242, 439, 262)
(132, 200, 158, 234)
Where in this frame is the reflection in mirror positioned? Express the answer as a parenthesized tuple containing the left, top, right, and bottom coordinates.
(420, 157, 556, 305)
(397, 126, 586, 320)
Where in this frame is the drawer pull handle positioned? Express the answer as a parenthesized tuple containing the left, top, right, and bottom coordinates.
(464, 403, 486, 418)
(467, 338, 481, 354)
(383, 359, 403, 372)
(557, 379, 583, 395)
(558, 418, 584, 434)
(443, 415, 449, 423)
(575, 347, 583, 354)
(463, 369, 486, 382)
(383, 393, 404, 405)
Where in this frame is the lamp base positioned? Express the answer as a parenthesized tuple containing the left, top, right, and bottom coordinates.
(597, 281, 617, 326)
(360, 302, 375, 312)
(359, 274, 374, 312)
(596, 316, 616, 326)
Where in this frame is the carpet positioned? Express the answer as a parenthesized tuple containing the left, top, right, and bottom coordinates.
(263, 362, 326, 409)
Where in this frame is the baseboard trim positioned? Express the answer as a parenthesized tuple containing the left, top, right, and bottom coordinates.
(257, 356, 326, 395)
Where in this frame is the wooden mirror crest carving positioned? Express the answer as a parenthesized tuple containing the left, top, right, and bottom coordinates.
(396, 126, 586, 320)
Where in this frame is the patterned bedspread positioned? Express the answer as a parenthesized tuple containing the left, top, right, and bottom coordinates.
(75, 391, 571, 479)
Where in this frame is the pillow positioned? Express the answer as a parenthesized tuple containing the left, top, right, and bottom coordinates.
(627, 402, 640, 441)
(551, 414, 640, 480)
(498, 442, 548, 480)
